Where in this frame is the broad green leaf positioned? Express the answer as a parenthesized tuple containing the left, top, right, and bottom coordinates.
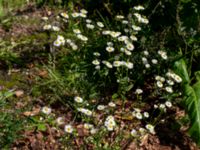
(195, 71, 200, 81)
(174, 59, 200, 145)
(174, 59, 190, 83)
(184, 81, 200, 145)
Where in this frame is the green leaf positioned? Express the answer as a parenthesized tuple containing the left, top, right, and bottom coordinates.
(37, 123, 47, 132)
(112, 93, 118, 99)
(0, 91, 14, 100)
(184, 81, 200, 145)
(174, 59, 200, 145)
(195, 71, 200, 81)
(181, 0, 191, 3)
(126, 84, 133, 92)
(174, 59, 190, 83)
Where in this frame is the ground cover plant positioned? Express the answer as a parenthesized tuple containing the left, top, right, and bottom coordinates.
(0, 0, 200, 149)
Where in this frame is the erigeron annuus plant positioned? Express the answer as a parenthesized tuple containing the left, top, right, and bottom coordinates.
(39, 4, 185, 145)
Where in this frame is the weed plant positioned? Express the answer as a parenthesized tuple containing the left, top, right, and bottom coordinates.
(33, 4, 186, 148)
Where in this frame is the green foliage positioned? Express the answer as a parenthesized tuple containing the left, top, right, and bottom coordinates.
(174, 59, 200, 145)
(0, 90, 24, 149)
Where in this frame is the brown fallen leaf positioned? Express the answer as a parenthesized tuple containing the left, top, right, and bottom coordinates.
(115, 114, 133, 121)
(76, 124, 89, 137)
(23, 107, 40, 116)
(15, 90, 24, 97)
(38, 70, 48, 78)
(126, 140, 138, 150)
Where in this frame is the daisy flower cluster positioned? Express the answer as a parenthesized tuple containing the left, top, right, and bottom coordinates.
(38, 4, 185, 146)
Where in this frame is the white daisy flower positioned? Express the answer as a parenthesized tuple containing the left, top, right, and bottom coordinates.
(73, 29, 81, 34)
(134, 5, 145, 10)
(155, 75, 161, 81)
(53, 40, 61, 47)
(95, 65, 100, 70)
(126, 43, 134, 51)
(167, 80, 174, 85)
(72, 44, 78, 50)
(57, 35, 65, 45)
(107, 42, 113, 46)
(102, 30, 111, 35)
(161, 53, 168, 60)
(106, 46, 115, 52)
(124, 30, 129, 34)
(104, 115, 116, 131)
(151, 59, 158, 64)
(60, 12, 69, 19)
(122, 20, 129, 24)
(159, 104, 166, 109)
(154, 104, 158, 109)
(84, 123, 93, 129)
(108, 102, 116, 107)
(174, 75, 182, 83)
(145, 124, 155, 134)
(130, 35, 138, 41)
(158, 50, 168, 60)
(165, 101, 172, 108)
(77, 108, 92, 116)
(135, 89, 143, 94)
(86, 19, 92, 23)
(120, 47, 125, 52)
(92, 59, 100, 65)
(134, 108, 141, 112)
(142, 57, 148, 63)
(113, 61, 122, 67)
(52, 26, 60, 31)
(93, 52, 101, 56)
(139, 128, 146, 135)
(135, 112, 143, 120)
(105, 62, 113, 68)
(80, 9, 88, 14)
(134, 13, 142, 19)
(42, 17, 48, 21)
(97, 105, 106, 110)
(140, 18, 149, 24)
(115, 15, 125, 19)
(77, 34, 88, 41)
(131, 129, 138, 137)
(125, 62, 133, 69)
(132, 25, 141, 31)
(43, 24, 51, 30)
(90, 128, 98, 134)
(118, 36, 128, 41)
(71, 12, 79, 18)
(79, 13, 87, 18)
(143, 112, 149, 118)
(156, 81, 163, 88)
(110, 31, 121, 38)
(66, 39, 72, 43)
(145, 63, 150, 68)
(165, 86, 173, 93)
(41, 106, 52, 115)
(97, 22, 104, 28)
(56, 117, 65, 125)
(125, 49, 132, 56)
(64, 124, 73, 133)
(74, 96, 83, 103)
(144, 51, 149, 56)
(86, 24, 95, 29)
